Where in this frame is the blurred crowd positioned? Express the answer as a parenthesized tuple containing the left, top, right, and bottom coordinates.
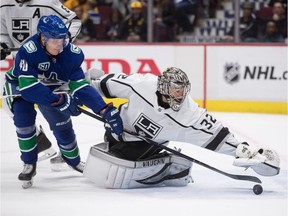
(60, 0, 287, 43)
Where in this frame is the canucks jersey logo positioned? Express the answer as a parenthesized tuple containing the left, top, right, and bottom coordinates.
(38, 62, 50, 71)
(133, 113, 163, 139)
(70, 44, 81, 54)
(12, 18, 31, 44)
(39, 72, 65, 88)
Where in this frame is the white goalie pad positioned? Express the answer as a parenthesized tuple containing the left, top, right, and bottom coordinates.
(83, 143, 193, 189)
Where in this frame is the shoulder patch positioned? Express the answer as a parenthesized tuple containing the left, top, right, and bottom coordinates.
(70, 44, 81, 54)
(23, 41, 37, 53)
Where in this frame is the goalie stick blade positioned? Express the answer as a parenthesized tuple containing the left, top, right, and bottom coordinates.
(206, 164, 262, 183)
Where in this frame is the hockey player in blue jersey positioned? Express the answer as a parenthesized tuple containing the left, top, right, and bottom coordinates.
(3, 15, 123, 188)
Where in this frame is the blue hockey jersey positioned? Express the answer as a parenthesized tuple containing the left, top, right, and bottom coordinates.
(5, 34, 106, 114)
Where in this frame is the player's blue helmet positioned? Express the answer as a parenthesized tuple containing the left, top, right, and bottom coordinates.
(37, 15, 68, 41)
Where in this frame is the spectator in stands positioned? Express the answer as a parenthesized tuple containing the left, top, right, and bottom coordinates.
(271, 1, 287, 38)
(268, 0, 287, 7)
(64, 0, 89, 12)
(112, 0, 131, 20)
(174, 0, 198, 33)
(118, 1, 147, 42)
(224, 2, 258, 42)
(260, 20, 285, 42)
(105, 9, 123, 41)
(153, 0, 177, 42)
(73, 5, 98, 42)
(257, 1, 287, 39)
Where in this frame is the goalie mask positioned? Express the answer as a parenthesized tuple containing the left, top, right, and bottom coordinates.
(157, 67, 191, 111)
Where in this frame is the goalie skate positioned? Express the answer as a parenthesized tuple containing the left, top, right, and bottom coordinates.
(18, 164, 36, 189)
(37, 125, 57, 161)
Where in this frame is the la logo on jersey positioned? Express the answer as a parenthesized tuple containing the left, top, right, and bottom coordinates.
(12, 18, 31, 43)
(133, 113, 163, 139)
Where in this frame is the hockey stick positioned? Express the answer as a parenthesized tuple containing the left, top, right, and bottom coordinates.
(2, 47, 19, 54)
(78, 107, 262, 184)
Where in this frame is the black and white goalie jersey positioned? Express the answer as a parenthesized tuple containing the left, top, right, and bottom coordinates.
(91, 73, 240, 156)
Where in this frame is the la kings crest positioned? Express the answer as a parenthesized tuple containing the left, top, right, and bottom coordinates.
(133, 113, 163, 139)
(12, 18, 31, 44)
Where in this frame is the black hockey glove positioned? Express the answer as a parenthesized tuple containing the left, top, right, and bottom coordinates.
(100, 103, 123, 136)
(51, 93, 81, 116)
(0, 43, 10, 60)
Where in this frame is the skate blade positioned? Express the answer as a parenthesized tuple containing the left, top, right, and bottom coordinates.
(51, 162, 71, 172)
(21, 180, 33, 189)
(38, 148, 57, 162)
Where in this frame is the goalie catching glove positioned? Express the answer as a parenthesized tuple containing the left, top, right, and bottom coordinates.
(233, 142, 280, 176)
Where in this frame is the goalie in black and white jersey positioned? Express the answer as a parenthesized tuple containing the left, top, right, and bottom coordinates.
(83, 67, 280, 189)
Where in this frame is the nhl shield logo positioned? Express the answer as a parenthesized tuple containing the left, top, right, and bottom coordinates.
(224, 63, 240, 84)
(12, 18, 31, 43)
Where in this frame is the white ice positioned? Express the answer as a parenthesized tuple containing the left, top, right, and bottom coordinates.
(1, 109, 287, 216)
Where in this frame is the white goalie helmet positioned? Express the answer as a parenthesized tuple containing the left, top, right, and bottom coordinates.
(157, 67, 191, 111)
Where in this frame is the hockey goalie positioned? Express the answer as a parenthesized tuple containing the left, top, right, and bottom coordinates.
(83, 67, 280, 189)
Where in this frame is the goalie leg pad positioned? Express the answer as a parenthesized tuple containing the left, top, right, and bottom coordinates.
(84, 143, 193, 189)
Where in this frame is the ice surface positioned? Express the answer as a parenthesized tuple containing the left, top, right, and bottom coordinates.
(1, 109, 287, 216)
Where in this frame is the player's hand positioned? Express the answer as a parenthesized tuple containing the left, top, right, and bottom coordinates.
(51, 93, 81, 116)
(100, 103, 123, 136)
(0, 43, 10, 60)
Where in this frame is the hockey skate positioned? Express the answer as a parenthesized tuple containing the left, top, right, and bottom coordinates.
(50, 154, 85, 173)
(37, 125, 57, 161)
(71, 161, 85, 173)
(50, 153, 70, 172)
(18, 163, 37, 189)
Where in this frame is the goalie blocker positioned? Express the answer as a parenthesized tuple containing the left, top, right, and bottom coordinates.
(84, 143, 193, 189)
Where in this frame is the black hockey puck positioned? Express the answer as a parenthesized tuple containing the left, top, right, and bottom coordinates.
(253, 184, 263, 195)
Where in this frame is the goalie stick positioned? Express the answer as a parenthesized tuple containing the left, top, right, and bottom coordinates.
(78, 107, 262, 184)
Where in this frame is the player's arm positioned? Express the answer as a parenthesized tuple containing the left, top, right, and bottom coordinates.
(51, 0, 81, 42)
(68, 49, 123, 135)
(85, 69, 135, 99)
(70, 72, 123, 135)
(15, 52, 59, 105)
